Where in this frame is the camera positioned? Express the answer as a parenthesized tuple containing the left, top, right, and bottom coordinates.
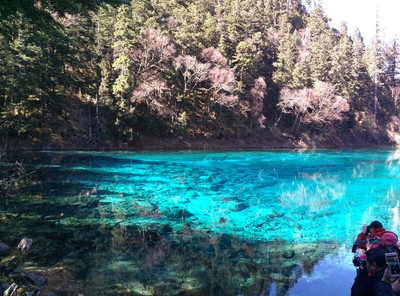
(353, 256, 365, 267)
(367, 237, 380, 244)
(385, 252, 400, 277)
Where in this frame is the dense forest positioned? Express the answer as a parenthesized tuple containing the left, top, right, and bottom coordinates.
(1, 0, 400, 151)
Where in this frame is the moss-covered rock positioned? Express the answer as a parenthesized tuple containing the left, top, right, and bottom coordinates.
(0, 281, 11, 295)
(0, 242, 10, 255)
(0, 256, 18, 274)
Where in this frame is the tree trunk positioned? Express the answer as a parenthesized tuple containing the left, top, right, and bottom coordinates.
(4, 129, 8, 160)
(96, 91, 100, 137)
(235, 0, 239, 16)
(88, 101, 92, 142)
(374, 73, 378, 123)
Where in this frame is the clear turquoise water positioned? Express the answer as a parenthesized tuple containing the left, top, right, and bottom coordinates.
(1, 149, 400, 295)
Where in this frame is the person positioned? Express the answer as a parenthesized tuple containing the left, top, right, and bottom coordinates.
(351, 247, 387, 296)
(381, 232, 400, 248)
(383, 244, 400, 258)
(375, 263, 400, 296)
(375, 264, 394, 296)
(356, 221, 387, 251)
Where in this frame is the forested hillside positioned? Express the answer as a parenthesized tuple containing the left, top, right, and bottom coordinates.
(1, 0, 400, 150)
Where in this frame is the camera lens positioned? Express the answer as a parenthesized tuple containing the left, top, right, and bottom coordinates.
(352, 257, 365, 267)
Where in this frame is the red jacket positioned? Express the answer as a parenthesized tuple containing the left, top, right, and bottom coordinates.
(356, 227, 386, 250)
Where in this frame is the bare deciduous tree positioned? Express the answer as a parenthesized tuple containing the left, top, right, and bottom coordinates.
(131, 70, 172, 118)
(298, 28, 311, 63)
(250, 76, 267, 129)
(172, 48, 240, 134)
(131, 28, 175, 76)
(198, 47, 238, 108)
(129, 29, 176, 119)
(208, 67, 237, 97)
(174, 56, 211, 91)
(200, 47, 228, 66)
(173, 55, 211, 117)
(391, 86, 400, 106)
(277, 81, 349, 131)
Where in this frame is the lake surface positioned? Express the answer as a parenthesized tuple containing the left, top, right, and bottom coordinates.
(1, 149, 400, 295)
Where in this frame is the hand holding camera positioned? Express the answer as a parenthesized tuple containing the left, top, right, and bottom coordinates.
(385, 252, 400, 278)
(362, 224, 370, 234)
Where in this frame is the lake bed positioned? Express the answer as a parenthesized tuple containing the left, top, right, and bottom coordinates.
(1, 149, 399, 295)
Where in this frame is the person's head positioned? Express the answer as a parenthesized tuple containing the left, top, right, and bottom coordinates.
(368, 221, 383, 233)
(383, 244, 400, 257)
(381, 232, 398, 246)
(365, 247, 387, 274)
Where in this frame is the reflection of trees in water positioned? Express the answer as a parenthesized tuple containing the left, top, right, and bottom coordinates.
(351, 163, 373, 179)
(276, 172, 352, 244)
(279, 173, 345, 211)
(385, 149, 400, 228)
(85, 222, 339, 295)
(385, 150, 400, 167)
(0, 207, 339, 295)
(384, 151, 400, 213)
(349, 151, 400, 232)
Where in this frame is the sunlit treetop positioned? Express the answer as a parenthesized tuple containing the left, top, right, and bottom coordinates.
(0, 0, 120, 37)
(0, 0, 120, 18)
(0, 0, 120, 33)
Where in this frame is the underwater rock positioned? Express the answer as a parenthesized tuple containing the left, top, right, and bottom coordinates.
(168, 209, 194, 219)
(268, 210, 284, 218)
(8, 271, 46, 294)
(232, 202, 249, 212)
(180, 274, 208, 294)
(25, 273, 46, 291)
(187, 265, 209, 278)
(9, 272, 35, 287)
(0, 256, 18, 273)
(0, 242, 10, 255)
(120, 281, 154, 295)
(282, 250, 295, 259)
(231, 258, 257, 278)
(0, 243, 50, 295)
(17, 238, 33, 253)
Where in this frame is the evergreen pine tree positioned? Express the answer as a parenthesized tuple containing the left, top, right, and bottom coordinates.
(112, 4, 135, 102)
(306, 7, 333, 84)
(329, 23, 355, 99)
(272, 19, 301, 88)
(351, 29, 371, 106)
(383, 38, 400, 87)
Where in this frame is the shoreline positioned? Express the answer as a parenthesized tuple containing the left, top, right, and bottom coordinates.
(4, 134, 397, 153)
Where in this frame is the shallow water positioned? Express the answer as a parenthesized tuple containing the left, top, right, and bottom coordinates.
(1, 149, 400, 295)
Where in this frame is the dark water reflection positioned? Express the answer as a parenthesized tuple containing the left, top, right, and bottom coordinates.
(2, 149, 399, 295)
(0, 213, 353, 295)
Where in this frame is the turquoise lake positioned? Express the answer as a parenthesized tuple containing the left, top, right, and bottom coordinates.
(1, 149, 400, 295)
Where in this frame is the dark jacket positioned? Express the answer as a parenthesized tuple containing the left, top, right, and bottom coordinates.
(375, 281, 394, 296)
(351, 268, 385, 296)
(357, 227, 387, 250)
